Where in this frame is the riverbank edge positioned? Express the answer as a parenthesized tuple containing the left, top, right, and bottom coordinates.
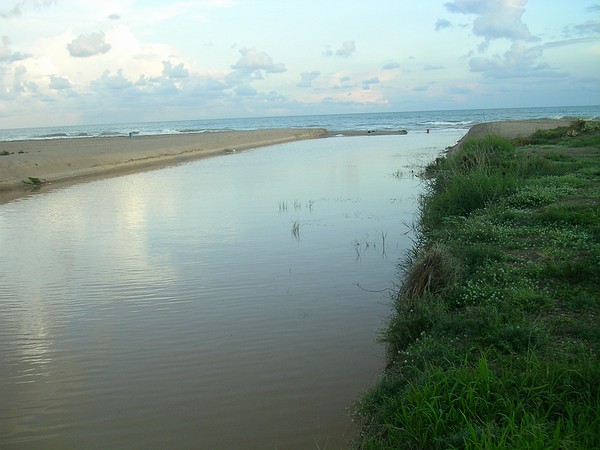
(353, 119, 600, 448)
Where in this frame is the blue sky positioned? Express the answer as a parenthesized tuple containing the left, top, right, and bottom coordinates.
(1, 0, 599, 128)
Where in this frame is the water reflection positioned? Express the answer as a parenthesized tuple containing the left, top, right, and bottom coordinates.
(0, 132, 462, 448)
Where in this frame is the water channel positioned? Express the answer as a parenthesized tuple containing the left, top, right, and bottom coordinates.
(0, 132, 461, 449)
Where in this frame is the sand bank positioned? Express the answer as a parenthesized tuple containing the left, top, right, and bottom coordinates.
(0, 128, 326, 202)
(449, 118, 573, 152)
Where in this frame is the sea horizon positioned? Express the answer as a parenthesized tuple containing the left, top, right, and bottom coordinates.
(1, 104, 599, 142)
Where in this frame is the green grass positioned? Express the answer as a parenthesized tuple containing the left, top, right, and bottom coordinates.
(357, 355, 600, 449)
(353, 120, 600, 449)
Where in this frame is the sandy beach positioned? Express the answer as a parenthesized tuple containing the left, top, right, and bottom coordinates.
(0, 128, 326, 202)
(0, 119, 574, 203)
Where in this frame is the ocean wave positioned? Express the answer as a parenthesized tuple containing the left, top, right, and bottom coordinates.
(179, 128, 204, 133)
(420, 120, 474, 126)
(36, 133, 68, 138)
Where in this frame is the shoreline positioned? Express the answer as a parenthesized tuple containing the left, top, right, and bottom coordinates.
(0, 120, 573, 203)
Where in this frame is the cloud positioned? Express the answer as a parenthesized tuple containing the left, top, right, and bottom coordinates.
(542, 36, 599, 49)
(362, 76, 379, 90)
(445, 86, 472, 95)
(0, 35, 30, 62)
(231, 47, 286, 73)
(162, 61, 189, 79)
(49, 75, 72, 90)
(563, 20, 600, 38)
(0, 0, 56, 19)
(67, 31, 112, 58)
(108, 13, 120, 20)
(443, 0, 560, 81)
(424, 64, 445, 71)
(468, 41, 561, 78)
(91, 69, 134, 91)
(445, 0, 535, 50)
(234, 85, 257, 97)
(382, 62, 400, 70)
(435, 18, 452, 31)
(12, 64, 37, 93)
(335, 40, 356, 57)
(297, 70, 320, 88)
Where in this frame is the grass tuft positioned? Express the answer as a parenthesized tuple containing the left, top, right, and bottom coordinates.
(401, 243, 459, 300)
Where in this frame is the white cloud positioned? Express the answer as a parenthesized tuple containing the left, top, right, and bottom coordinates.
(91, 69, 133, 91)
(162, 61, 189, 79)
(49, 74, 71, 90)
(435, 18, 452, 31)
(67, 31, 112, 58)
(297, 70, 320, 88)
(563, 20, 600, 38)
(382, 62, 400, 70)
(231, 47, 286, 73)
(445, 0, 534, 50)
(542, 36, 599, 49)
(335, 40, 356, 57)
(469, 41, 561, 78)
(234, 85, 257, 97)
(0, 0, 56, 19)
(12, 64, 37, 93)
(443, 0, 567, 81)
(362, 76, 379, 90)
(0, 35, 30, 62)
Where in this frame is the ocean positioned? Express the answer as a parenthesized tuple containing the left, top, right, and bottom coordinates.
(1, 105, 599, 142)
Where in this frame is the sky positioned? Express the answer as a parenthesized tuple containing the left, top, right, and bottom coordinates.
(0, 0, 599, 128)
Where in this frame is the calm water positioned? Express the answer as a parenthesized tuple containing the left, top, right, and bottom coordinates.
(2, 130, 459, 448)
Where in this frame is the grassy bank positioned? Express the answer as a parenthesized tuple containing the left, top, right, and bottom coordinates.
(353, 120, 600, 449)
